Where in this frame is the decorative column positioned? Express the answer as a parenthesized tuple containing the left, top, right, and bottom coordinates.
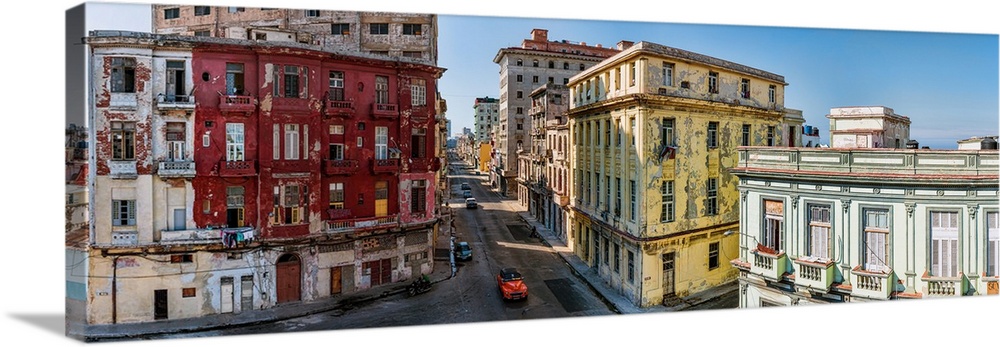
(840, 199, 852, 282)
(904, 202, 916, 293)
(967, 204, 980, 293)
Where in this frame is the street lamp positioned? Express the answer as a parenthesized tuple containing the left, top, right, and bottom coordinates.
(723, 229, 763, 251)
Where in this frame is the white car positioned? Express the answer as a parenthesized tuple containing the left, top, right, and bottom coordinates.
(465, 198, 478, 209)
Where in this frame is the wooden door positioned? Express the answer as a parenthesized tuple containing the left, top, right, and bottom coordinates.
(276, 254, 301, 304)
(220, 277, 234, 313)
(375, 181, 388, 217)
(240, 276, 253, 312)
(662, 252, 675, 296)
(331, 266, 343, 295)
(154, 289, 168, 320)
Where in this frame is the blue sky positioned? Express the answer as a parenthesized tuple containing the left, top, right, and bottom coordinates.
(438, 15, 998, 149)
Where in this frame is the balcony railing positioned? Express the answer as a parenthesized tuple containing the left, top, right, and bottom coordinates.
(218, 94, 256, 114)
(157, 94, 195, 110)
(372, 158, 400, 173)
(324, 99, 355, 118)
(323, 159, 359, 175)
(850, 266, 894, 300)
(219, 160, 256, 177)
(371, 103, 399, 119)
(749, 248, 789, 281)
(921, 275, 966, 297)
(793, 257, 836, 291)
(160, 228, 221, 243)
(736, 147, 999, 177)
(109, 93, 137, 109)
(108, 160, 138, 179)
(157, 161, 196, 178)
(326, 215, 399, 233)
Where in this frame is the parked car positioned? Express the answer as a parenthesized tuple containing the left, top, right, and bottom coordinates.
(496, 268, 528, 300)
(463, 190, 473, 198)
(461, 183, 471, 190)
(454, 241, 472, 261)
(466, 198, 478, 209)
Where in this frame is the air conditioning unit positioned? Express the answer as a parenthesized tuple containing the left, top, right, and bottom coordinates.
(680, 81, 690, 89)
(658, 88, 667, 95)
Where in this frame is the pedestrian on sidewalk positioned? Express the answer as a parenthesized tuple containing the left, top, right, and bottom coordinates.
(530, 225, 539, 238)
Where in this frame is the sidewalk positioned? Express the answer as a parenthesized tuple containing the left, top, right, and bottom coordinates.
(489, 191, 736, 314)
(68, 213, 458, 341)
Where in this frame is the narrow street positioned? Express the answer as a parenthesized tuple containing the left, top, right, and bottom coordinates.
(165, 158, 614, 339)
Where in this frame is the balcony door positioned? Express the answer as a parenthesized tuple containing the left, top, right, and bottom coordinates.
(375, 126, 388, 160)
(662, 252, 675, 296)
(375, 181, 388, 217)
(172, 208, 186, 231)
(166, 60, 185, 101)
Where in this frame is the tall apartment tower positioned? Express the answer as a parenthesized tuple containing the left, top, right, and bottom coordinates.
(473, 97, 498, 146)
(152, 5, 438, 65)
(492, 29, 623, 196)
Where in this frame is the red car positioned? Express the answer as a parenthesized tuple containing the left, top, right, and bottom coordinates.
(496, 268, 528, 300)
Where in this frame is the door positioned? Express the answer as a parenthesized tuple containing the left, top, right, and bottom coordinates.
(365, 259, 393, 287)
(173, 208, 185, 231)
(220, 277, 234, 313)
(375, 181, 388, 217)
(330, 266, 343, 295)
(276, 254, 301, 304)
(154, 289, 168, 320)
(227, 207, 244, 228)
(240, 276, 254, 312)
(662, 252, 675, 297)
(788, 126, 796, 147)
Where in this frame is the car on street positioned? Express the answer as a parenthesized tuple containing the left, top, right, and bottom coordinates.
(462, 190, 473, 198)
(461, 182, 471, 190)
(496, 268, 527, 300)
(454, 241, 472, 261)
(466, 198, 478, 209)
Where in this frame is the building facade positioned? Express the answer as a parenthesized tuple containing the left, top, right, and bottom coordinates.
(152, 5, 438, 65)
(827, 106, 910, 149)
(731, 145, 999, 307)
(566, 41, 798, 307)
(527, 83, 571, 244)
(473, 97, 498, 148)
(83, 31, 443, 325)
(493, 29, 622, 197)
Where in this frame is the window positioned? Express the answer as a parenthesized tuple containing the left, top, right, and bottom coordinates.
(627, 250, 635, 282)
(595, 175, 601, 207)
(411, 79, 426, 106)
(516, 91, 523, 99)
(516, 107, 523, 114)
(375, 75, 389, 104)
(708, 71, 719, 94)
(165, 122, 186, 161)
(547, 77, 554, 84)
(194, 6, 210, 16)
(707, 121, 718, 149)
(563, 78, 569, 85)
(766, 126, 775, 146)
(284, 124, 300, 160)
(402, 51, 422, 58)
(740, 78, 750, 98)
(329, 183, 345, 209)
(371, 51, 389, 56)
(402, 23, 422, 35)
(662, 62, 674, 86)
(863, 209, 890, 273)
(547, 61, 554, 69)
(988, 212, 999, 276)
(579, 64, 585, 71)
(630, 117, 636, 147)
(741, 124, 751, 146)
(170, 254, 193, 263)
(533, 60, 539, 67)
(630, 62, 636, 86)
(305, 10, 320, 17)
(193, 30, 210, 37)
(110, 122, 135, 160)
(112, 200, 136, 226)
(369, 23, 389, 35)
(615, 178, 622, 217)
(808, 205, 832, 259)
(280, 65, 307, 98)
(660, 181, 674, 222)
(411, 180, 427, 212)
(532, 76, 539, 83)
(163, 8, 179, 19)
(629, 180, 636, 221)
(411, 128, 426, 158)
(605, 175, 611, 213)
(516, 59, 523, 66)
(275, 184, 306, 225)
(603, 238, 610, 265)
(375, 126, 388, 159)
(228, 7, 245, 13)
(768, 85, 776, 103)
(708, 242, 720, 270)
(182, 288, 196, 298)
(930, 211, 959, 277)
(110, 57, 136, 93)
(331, 23, 350, 35)
(660, 118, 674, 150)
(605, 120, 611, 147)
(226, 186, 245, 227)
(706, 178, 718, 216)
(225, 63, 244, 95)
(226, 123, 244, 161)
(614, 244, 621, 273)
(328, 71, 344, 101)
(516, 75, 522, 82)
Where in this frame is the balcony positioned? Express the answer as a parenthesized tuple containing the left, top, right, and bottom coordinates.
(371, 103, 399, 119)
(156, 94, 195, 111)
(109, 93, 137, 109)
(108, 160, 137, 179)
(372, 158, 400, 174)
(793, 257, 836, 291)
(323, 159, 359, 175)
(218, 94, 256, 114)
(850, 266, 894, 300)
(921, 275, 966, 297)
(749, 247, 790, 281)
(160, 228, 220, 243)
(326, 215, 399, 234)
(324, 99, 355, 118)
(219, 160, 256, 177)
(157, 161, 196, 178)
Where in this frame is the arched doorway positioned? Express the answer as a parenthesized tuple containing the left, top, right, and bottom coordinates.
(276, 253, 301, 304)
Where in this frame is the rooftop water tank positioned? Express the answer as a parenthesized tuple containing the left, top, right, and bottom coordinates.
(906, 140, 919, 149)
(983, 137, 998, 150)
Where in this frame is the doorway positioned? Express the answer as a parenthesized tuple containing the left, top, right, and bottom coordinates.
(276, 254, 301, 304)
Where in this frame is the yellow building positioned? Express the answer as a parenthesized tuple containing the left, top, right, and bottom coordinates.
(477, 142, 493, 174)
(566, 41, 800, 307)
